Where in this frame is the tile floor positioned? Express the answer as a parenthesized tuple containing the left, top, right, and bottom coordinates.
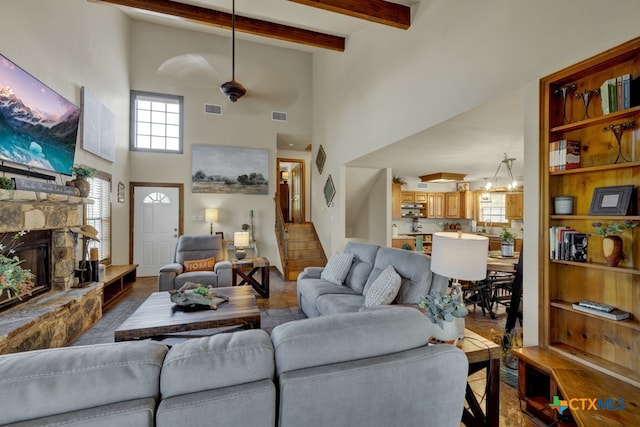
(73, 272, 542, 426)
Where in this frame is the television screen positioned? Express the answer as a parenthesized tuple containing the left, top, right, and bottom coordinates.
(0, 53, 80, 176)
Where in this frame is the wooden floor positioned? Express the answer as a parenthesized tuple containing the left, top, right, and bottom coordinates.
(73, 270, 541, 427)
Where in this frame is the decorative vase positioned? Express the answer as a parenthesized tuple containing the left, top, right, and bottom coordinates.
(426, 319, 460, 343)
(603, 235, 623, 267)
(501, 241, 515, 257)
(66, 178, 90, 197)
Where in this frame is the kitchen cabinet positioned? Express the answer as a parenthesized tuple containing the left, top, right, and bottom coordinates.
(392, 183, 402, 219)
(427, 193, 444, 218)
(444, 191, 474, 219)
(397, 191, 427, 218)
(505, 192, 523, 220)
(401, 191, 415, 203)
(391, 233, 432, 253)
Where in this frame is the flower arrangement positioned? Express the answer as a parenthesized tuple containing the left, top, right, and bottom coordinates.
(418, 287, 468, 329)
(70, 164, 97, 180)
(0, 232, 34, 299)
(591, 220, 637, 236)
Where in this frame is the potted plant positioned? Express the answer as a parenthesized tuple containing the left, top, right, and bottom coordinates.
(500, 227, 516, 257)
(592, 220, 637, 267)
(67, 164, 97, 197)
(392, 175, 407, 186)
(418, 286, 468, 342)
(0, 232, 34, 299)
(0, 176, 14, 190)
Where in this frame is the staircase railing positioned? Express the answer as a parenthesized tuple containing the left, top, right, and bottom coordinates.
(274, 191, 289, 275)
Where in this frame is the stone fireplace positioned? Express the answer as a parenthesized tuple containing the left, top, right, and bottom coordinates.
(0, 188, 103, 354)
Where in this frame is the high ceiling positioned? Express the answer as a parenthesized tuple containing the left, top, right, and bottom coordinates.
(93, 0, 524, 185)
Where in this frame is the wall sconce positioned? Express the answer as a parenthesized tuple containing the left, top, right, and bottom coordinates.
(485, 153, 518, 191)
(205, 208, 219, 235)
(281, 171, 289, 181)
(233, 231, 250, 260)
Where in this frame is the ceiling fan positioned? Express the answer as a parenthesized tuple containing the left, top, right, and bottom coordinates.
(220, 0, 246, 102)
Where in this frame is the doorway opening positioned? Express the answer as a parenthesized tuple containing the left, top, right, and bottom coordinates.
(276, 158, 306, 224)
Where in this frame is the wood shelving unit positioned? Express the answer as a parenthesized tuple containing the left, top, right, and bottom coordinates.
(516, 36, 640, 425)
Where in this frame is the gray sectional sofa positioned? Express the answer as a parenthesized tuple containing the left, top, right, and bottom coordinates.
(0, 307, 468, 427)
(297, 241, 449, 317)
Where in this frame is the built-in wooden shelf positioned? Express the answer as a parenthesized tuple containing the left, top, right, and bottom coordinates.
(102, 264, 138, 311)
(550, 300, 640, 331)
(550, 105, 640, 133)
(549, 259, 640, 274)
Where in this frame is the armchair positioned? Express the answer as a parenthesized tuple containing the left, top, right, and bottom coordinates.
(158, 235, 232, 291)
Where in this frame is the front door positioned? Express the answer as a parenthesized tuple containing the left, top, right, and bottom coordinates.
(132, 185, 182, 277)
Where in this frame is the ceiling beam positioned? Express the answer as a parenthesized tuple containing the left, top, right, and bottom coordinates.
(91, 0, 346, 51)
(288, 0, 410, 29)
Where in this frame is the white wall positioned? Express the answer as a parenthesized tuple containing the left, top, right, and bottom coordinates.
(2, 0, 131, 263)
(127, 21, 313, 272)
(311, 0, 640, 346)
(345, 167, 388, 245)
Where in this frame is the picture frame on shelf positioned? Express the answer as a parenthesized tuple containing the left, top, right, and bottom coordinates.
(588, 185, 635, 215)
(316, 145, 326, 175)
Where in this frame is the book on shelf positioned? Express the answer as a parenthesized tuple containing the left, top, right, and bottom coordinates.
(549, 140, 580, 172)
(569, 233, 588, 262)
(571, 303, 631, 320)
(600, 73, 635, 114)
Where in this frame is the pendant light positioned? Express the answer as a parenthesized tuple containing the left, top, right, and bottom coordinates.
(220, 0, 246, 102)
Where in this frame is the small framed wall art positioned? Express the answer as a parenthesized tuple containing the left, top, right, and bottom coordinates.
(324, 174, 335, 207)
(316, 145, 326, 175)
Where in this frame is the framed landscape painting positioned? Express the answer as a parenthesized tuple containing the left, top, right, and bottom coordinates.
(192, 144, 269, 194)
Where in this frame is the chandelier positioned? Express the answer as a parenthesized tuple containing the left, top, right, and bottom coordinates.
(485, 153, 518, 192)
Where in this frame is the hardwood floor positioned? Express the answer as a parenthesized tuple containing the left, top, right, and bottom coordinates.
(73, 271, 541, 426)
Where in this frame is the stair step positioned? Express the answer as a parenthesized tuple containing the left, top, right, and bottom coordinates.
(287, 248, 325, 260)
(287, 240, 321, 250)
(287, 259, 326, 270)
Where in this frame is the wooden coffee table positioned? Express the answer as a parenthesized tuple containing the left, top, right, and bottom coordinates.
(114, 286, 260, 342)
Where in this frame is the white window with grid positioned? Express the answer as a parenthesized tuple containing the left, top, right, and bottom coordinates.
(477, 192, 508, 225)
(130, 90, 183, 153)
(86, 174, 111, 264)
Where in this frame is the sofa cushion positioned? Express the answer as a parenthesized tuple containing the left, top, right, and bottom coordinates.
(363, 265, 401, 307)
(316, 293, 366, 315)
(183, 256, 215, 272)
(0, 341, 167, 425)
(320, 252, 354, 285)
(364, 247, 434, 304)
(271, 306, 430, 376)
(343, 241, 380, 293)
(161, 329, 274, 399)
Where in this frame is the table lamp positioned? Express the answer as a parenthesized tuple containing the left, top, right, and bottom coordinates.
(431, 231, 489, 338)
(205, 208, 219, 235)
(233, 231, 250, 260)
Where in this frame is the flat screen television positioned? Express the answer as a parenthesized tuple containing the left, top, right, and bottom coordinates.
(0, 53, 80, 177)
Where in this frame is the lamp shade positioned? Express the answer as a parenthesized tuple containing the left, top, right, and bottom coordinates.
(205, 208, 219, 223)
(233, 231, 250, 248)
(431, 232, 488, 281)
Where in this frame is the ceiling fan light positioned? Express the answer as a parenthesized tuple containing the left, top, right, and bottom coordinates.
(220, 79, 246, 102)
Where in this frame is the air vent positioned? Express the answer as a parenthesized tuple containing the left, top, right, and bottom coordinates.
(272, 111, 287, 122)
(417, 182, 428, 190)
(204, 103, 222, 115)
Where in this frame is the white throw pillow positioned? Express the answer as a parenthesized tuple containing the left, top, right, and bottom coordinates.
(320, 252, 354, 285)
(364, 265, 401, 307)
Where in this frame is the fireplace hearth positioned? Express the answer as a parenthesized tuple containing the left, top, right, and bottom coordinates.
(0, 189, 103, 354)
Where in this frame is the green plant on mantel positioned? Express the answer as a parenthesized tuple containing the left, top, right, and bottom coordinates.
(70, 164, 97, 180)
(0, 176, 13, 190)
(0, 232, 34, 299)
(418, 288, 468, 329)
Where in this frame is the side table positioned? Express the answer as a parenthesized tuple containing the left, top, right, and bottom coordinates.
(232, 257, 270, 298)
